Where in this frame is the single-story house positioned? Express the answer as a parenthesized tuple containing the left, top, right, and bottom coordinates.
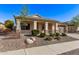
(14, 15, 77, 35)
(0, 23, 6, 32)
(66, 24, 77, 33)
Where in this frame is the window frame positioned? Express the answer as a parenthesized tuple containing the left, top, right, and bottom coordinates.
(21, 23, 30, 30)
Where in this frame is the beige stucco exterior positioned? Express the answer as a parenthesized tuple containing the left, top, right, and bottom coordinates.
(67, 25, 77, 33)
(0, 24, 7, 31)
(15, 15, 76, 35)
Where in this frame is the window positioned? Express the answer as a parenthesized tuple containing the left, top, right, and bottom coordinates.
(42, 24, 45, 30)
(21, 23, 30, 30)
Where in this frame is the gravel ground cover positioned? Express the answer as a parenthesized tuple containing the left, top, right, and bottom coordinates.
(0, 35, 78, 52)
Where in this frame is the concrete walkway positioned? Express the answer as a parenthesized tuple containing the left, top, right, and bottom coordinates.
(0, 49, 26, 55)
(0, 40, 79, 55)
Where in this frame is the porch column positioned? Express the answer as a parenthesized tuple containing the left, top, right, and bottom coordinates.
(56, 23, 59, 32)
(77, 27, 79, 32)
(16, 20, 21, 32)
(66, 25, 68, 33)
(52, 24, 55, 33)
(45, 22, 49, 35)
(33, 21, 37, 30)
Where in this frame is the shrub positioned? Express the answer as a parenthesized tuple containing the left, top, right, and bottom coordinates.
(54, 32, 60, 40)
(31, 30, 39, 36)
(5, 20, 14, 30)
(49, 33, 54, 37)
(39, 33, 46, 37)
(44, 36, 52, 41)
(54, 32, 60, 36)
(61, 33, 67, 36)
(3, 28, 11, 33)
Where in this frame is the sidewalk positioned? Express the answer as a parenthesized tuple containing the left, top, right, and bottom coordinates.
(26, 40, 79, 55)
(0, 49, 26, 55)
(0, 40, 79, 55)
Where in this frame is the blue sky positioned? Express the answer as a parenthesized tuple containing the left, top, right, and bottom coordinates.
(0, 4, 79, 23)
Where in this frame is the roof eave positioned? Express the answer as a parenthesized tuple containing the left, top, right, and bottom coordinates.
(14, 16, 65, 24)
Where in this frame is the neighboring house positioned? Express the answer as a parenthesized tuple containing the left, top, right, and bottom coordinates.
(0, 23, 6, 32)
(64, 22, 77, 33)
(14, 15, 76, 35)
(67, 24, 77, 33)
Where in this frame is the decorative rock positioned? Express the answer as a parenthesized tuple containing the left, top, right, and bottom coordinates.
(26, 38, 34, 44)
(30, 37, 36, 42)
(37, 33, 40, 36)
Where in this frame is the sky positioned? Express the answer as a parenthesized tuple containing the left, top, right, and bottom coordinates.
(0, 4, 79, 23)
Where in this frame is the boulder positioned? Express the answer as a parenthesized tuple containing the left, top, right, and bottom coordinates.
(26, 38, 34, 44)
(30, 37, 36, 42)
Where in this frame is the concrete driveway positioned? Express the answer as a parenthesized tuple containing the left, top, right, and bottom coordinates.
(67, 33, 79, 39)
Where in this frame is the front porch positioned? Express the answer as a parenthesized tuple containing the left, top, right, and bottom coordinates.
(16, 20, 57, 35)
(15, 16, 67, 36)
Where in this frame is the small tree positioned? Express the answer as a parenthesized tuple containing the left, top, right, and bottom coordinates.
(20, 5, 29, 17)
(70, 15, 79, 31)
(0, 22, 2, 24)
(71, 15, 79, 26)
(5, 20, 14, 30)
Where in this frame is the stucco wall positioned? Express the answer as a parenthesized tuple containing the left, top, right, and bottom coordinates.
(68, 25, 77, 33)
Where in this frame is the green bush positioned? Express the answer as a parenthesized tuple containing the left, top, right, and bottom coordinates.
(54, 32, 60, 36)
(54, 32, 60, 40)
(5, 20, 14, 30)
(44, 36, 52, 41)
(31, 30, 39, 36)
(61, 33, 67, 36)
(39, 33, 46, 37)
(49, 33, 54, 37)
